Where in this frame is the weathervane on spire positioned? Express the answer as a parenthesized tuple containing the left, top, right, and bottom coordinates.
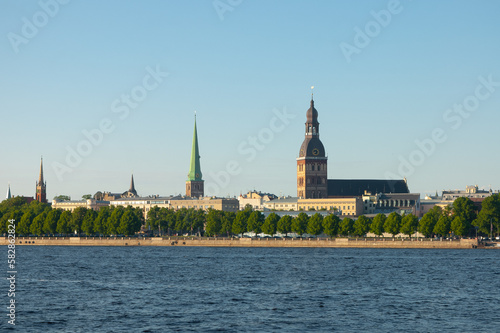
(311, 85, 314, 100)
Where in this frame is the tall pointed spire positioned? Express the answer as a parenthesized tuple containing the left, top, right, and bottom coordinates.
(186, 112, 204, 198)
(130, 174, 135, 191)
(36, 156, 47, 203)
(129, 174, 137, 196)
(6, 184, 11, 200)
(187, 113, 202, 181)
(39, 156, 44, 184)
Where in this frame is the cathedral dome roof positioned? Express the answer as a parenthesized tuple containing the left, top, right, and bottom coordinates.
(299, 137, 325, 158)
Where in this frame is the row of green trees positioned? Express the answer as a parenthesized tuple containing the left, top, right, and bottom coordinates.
(204, 210, 421, 238)
(0, 197, 143, 236)
(418, 196, 500, 238)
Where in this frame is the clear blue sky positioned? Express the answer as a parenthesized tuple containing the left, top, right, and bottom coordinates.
(1, 0, 499, 201)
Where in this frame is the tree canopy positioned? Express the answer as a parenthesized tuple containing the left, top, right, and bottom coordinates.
(400, 214, 418, 238)
(292, 212, 309, 236)
(262, 213, 279, 236)
(339, 217, 354, 236)
(384, 212, 402, 237)
(419, 206, 442, 238)
(353, 215, 370, 237)
(247, 211, 265, 235)
(433, 215, 451, 237)
(277, 215, 292, 236)
(370, 213, 386, 237)
(473, 194, 500, 236)
(307, 213, 323, 236)
(322, 214, 340, 238)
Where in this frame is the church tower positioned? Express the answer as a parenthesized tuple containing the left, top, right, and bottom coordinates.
(36, 157, 47, 203)
(186, 114, 204, 198)
(6, 184, 11, 200)
(122, 173, 138, 198)
(297, 95, 328, 198)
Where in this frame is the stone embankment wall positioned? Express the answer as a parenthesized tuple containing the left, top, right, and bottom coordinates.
(1, 237, 479, 249)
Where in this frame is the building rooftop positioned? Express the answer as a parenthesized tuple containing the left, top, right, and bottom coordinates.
(111, 196, 176, 202)
(328, 179, 410, 197)
(267, 197, 299, 203)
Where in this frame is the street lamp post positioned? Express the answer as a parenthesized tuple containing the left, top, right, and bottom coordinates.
(491, 218, 493, 240)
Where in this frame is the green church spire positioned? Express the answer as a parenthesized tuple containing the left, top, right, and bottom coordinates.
(187, 114, 202, 181)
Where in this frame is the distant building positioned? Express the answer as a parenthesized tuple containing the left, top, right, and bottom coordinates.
(110, 196, 173, 218)
(96, 192, 123, 201)
(52, 198, 109, 212)
(5, 194, 35, 204)
(366, 192, 421, 217)
(442, 185, 492, 201)
(94, 174, 139, 201)
(420, 185, 496, 215)
(420, 198, 448, 216)
(263, 196, 363, 216)
(238, 191, 277, 211)
(23, 196, 36, 204)
(110, 195, 239, 219)
(298, 197, 363, 216)
(170, 197, 238, 213)
(263, 197, 299, 211)
(186, 115, 204, 198)
(35, 157, 47, 203)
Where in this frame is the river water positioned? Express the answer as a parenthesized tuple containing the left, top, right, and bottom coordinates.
(2, 246, 499, 332)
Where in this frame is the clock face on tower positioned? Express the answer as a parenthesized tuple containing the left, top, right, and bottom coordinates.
(195, 173, 200, 178)
(312, 148, 319, 156)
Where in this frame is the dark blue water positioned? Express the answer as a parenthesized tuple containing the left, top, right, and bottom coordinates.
(2, 246, 499, 332)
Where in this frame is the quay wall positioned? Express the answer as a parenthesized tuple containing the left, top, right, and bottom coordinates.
(1, 237, 480, 249)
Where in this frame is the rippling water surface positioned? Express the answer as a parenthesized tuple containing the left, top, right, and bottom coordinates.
(2, 246, 499, 332)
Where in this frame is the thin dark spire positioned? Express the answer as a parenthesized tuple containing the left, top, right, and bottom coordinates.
(129, 174, 135, 192)
(38, 156, 44, 184)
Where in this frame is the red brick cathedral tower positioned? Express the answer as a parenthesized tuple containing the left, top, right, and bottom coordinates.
(297, 95, 328, 198)
(36, 157, 47, 203)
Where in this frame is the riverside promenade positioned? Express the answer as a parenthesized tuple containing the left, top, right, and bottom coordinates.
(1, 236, 481, 249)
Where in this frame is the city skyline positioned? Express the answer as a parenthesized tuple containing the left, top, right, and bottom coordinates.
(1, 1, 500, 200)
